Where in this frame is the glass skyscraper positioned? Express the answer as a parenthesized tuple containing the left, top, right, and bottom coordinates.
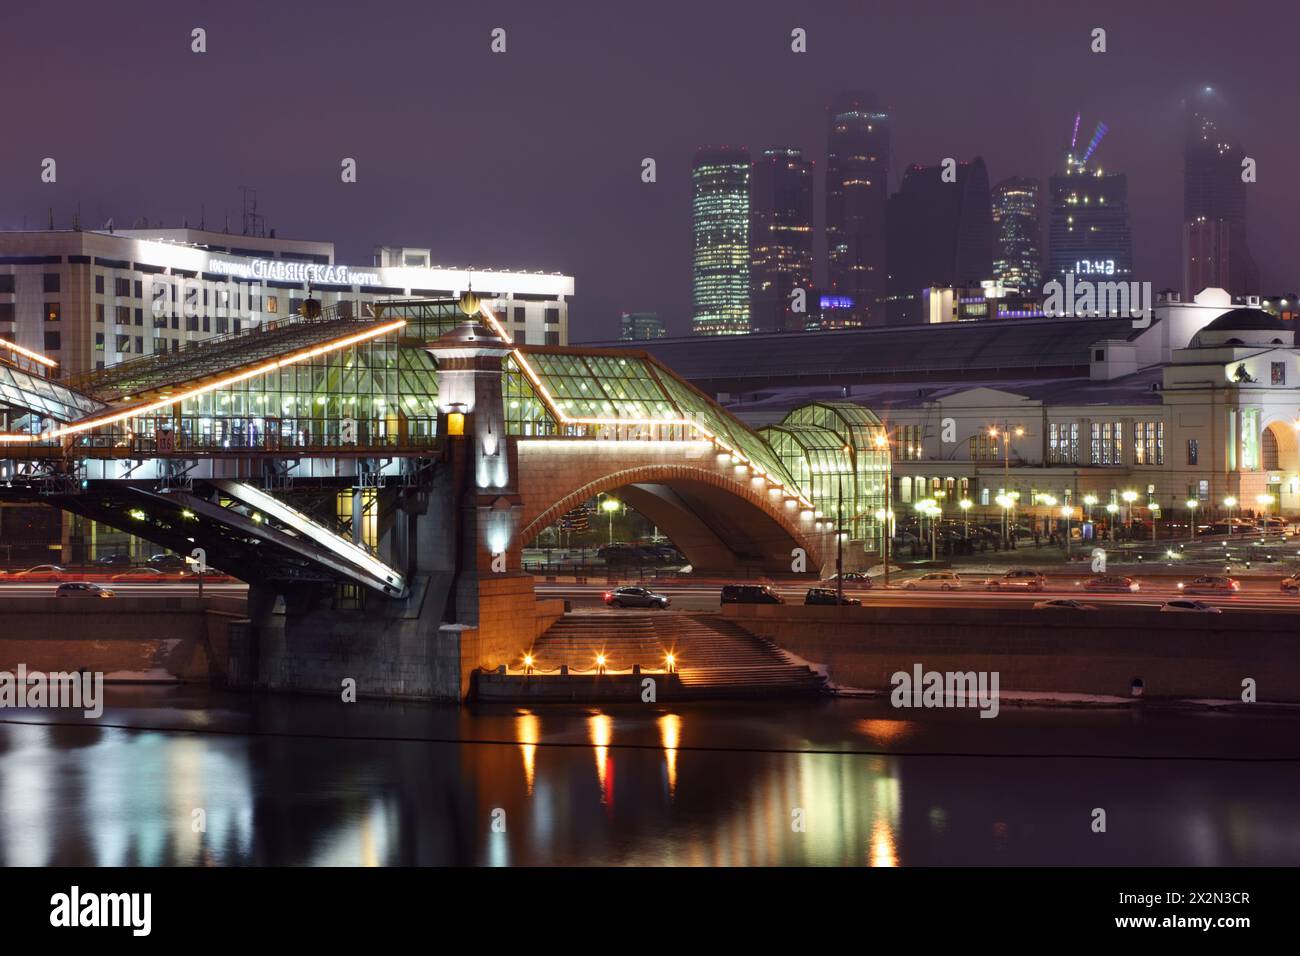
(992, 177, 1042, 292)
(692, 146, 751, 335)
(826, 92, 890, 326)
(750, 146, 814, 334)
(1046, 145, 1134, 284)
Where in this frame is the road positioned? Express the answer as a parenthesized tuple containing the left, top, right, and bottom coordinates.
(535, 579, 1300, 613)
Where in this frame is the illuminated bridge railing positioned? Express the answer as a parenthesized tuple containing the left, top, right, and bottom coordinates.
(0, 417, 441, 459)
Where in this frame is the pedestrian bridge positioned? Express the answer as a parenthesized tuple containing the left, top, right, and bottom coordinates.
(0, 298, 889, 585)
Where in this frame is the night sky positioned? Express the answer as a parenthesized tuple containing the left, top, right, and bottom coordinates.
(3, 0, 1297, 340)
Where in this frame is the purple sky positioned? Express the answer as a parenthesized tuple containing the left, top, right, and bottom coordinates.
(3, 0, 1297, 341)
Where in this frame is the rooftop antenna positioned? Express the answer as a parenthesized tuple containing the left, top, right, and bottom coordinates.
(1070, 111, 1081, 151)
(200, 204, 206, 230)
(239, 186, 265, 237)
(47, 207, 54, 230)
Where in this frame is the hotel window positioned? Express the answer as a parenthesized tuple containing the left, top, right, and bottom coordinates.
(1048, 422, 1079, 463)
(134, 308, 143, 326)
(115, 305, 129, 325)
(95, 332, 104, 352)
(513, 307, 525, 322)
(43, 273, 60, 293)
(95, 274, 104, 294)
(544, 330, 560, 346)
(134, 280, 143, 298)
(1187, 438, 1199, 466)
(1090, 421, 1123, 464)
(1272, 362, 1286, 385)
(1134, 421, 1164, 465)
(116, 334, 131, 353)
(545, 307, 560, 325)
(0, 303, 13, 324)
(45, 302, 61, 322)
(96, 304, 105, 323)
(135, 336, 143, 354)
(114, 277, 130, 296)
(0, 275, 14, 293)
(43, 331, 60, 351)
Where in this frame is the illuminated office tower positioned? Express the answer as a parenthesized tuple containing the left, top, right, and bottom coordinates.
(1046, 115, 1134, 283)
(992, 177, 1042, 292)
(692, 146, 751, 335)
(750, 147, 814, 334)
(826, 92, 891, 325)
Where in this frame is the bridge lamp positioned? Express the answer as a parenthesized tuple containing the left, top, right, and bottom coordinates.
(128, 509, 146, 521)
(1105, 503, 1119, 514)
(523, 653, 535, 675)
(595, 653, 607, 675)
(664, 653, 676, 674)
(445, 403, 467, 437)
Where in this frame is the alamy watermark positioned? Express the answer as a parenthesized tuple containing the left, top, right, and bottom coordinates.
(0, 664, 103, 718)
(890, 663, 1000, 718)
(1042, 273, 1153, 329)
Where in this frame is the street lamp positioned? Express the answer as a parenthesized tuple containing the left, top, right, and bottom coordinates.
(958, 498, 973, 538)
(875, 432, 891, 587)
(1224, 495, 1238, 536)
(1257, 493, 1276, 519)
(1185, 499, 1199, 541)
(1121, 490, 1138, 528)
(1060, 504, 1074, 556)
(1082, 494, 1098, 522)
(601, 496, 620, 545)
(1148, 502, 1160, 541)
(989, 424, 1025, 545)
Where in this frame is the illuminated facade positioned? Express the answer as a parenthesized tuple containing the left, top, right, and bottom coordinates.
(826, 92, 890, 326)
(0, 229, 573, 378)
(691, 147, 751, 336)
(992, 177, 1042, 292)
(750, 147, 814, 334)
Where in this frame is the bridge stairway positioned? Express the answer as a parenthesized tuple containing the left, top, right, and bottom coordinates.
(530, 611, 826, 698)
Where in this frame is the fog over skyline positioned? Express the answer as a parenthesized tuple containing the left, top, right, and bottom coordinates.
(3, 0, 1297, 340)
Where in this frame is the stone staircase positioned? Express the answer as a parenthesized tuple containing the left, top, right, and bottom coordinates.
(530, 611, 827, 698)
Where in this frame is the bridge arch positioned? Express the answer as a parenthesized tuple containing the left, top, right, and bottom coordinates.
(514, 446, 830, 576)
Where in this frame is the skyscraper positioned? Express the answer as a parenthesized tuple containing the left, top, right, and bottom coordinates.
(1045, 116, 1134, 284)
(750, 147, 814, 334)
(992, 177, 1042, 292)
(885, 157, 993, 325)
(691, 146, 751, 335)
(1182, 88, 1258, 296)
(826, 92, 890, 326)
(619, 311, 667, 340)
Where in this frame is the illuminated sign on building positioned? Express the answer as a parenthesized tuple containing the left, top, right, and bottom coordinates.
(207, 257, 382, 286)
(819, 295, 855, 310)
(1073, 259, 1116, 276)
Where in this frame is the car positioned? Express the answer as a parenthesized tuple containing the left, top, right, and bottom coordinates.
(903, 571, 963, 591)
(603, 585, 670, 609)
(985, 568, 1047, 591)
(822, 571, 872, 589)
(147, 553, 187, 570)
(1179, 575, 1240, 595)
(804, 587, 861, 606)
(720, 584, 785, 605)
(95, 553, 132, 566)
(1281, 573, 1300, 594)
(1160, 599, 1221, 613)
(1033, 598, 1097, 610)
(1081, 575, 1140, 593)
(110, 567, 169, 582)
(54, 582, 114, 598)
(13, 565, 66, 582)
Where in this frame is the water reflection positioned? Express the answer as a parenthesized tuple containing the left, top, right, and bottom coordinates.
(1, 690, 1297, 866)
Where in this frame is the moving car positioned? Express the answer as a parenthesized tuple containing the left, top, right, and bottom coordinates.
(147, 553, 187, 570)
(1160, 599, 1221, 613)
(1280, 572, 1300, 594)
(54, 582, 114, 598)
(603, 586, 670, 609)
(12, 565, 66, 582)
(1081, 575, 1140, 593)
(95, 553, 132, 567)
(804, 587, 861, 606)
(720, 584, 785, 605)
(110, 567, 171, 582)
(821, 571, 872, 589)
(903, 571, 963, 591)
(1033, 598, 1097, 610)
(1179, 575, 1240, 595)
(985, 568, 1047, 591)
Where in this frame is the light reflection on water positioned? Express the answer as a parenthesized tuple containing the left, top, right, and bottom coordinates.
(1, 689, 1298, 867)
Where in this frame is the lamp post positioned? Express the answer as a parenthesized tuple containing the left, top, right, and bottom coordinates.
(1257, 493, 1276, 523)
(1121, 489, 1138, 530)
(1148, 502, 1160, 541)
(1105, 501, 1119, 540)
(959, 498, 972, 539)
(1082, 493, 1098, 523)
(1060, 504, 1074, 557)
(875, 432, 891, 587)
(1185, 499, 1199, 541)
(1224, 495, 1237, 537)
(601, 496, 620, 545)
(989, 424, 1024, 546)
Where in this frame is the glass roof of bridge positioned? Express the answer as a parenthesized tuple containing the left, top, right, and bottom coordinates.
(0, 361, 102, 425)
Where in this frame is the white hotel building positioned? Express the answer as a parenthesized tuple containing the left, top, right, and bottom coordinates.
(0, 227, 574, 377)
